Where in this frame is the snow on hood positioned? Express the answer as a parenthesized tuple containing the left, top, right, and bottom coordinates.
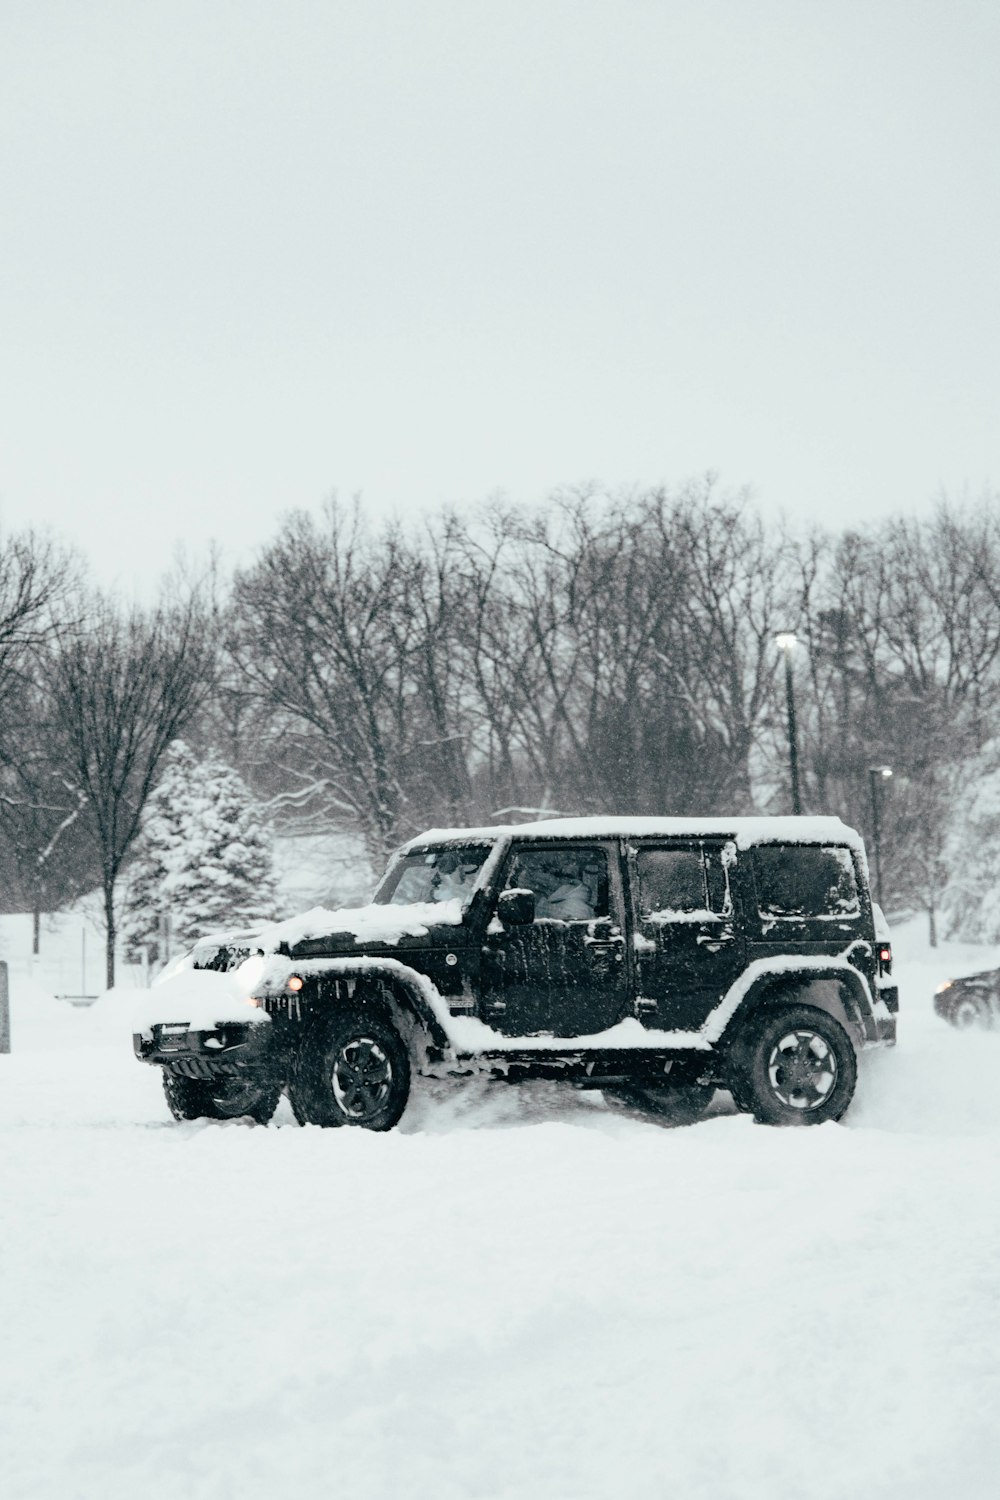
(255, 898, 465, 953)
(132, 962, 272, 1032)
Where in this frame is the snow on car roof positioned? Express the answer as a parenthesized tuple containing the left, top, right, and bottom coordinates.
(405, 814, 865, 854)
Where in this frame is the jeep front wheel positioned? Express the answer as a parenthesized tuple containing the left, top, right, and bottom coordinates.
(730, 1006, 857, 1125)
(288, 1007, 411, 1130)
(161, 1070, 280, 1124)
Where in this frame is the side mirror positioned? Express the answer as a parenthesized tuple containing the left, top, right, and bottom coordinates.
(497, 888, 535, 926)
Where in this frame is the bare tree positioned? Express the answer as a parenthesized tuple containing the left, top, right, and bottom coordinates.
(220, 483, 1000, 907)
(49, 588, 216, 987)
(0, 531, 84, 941)
(447, 484, 784, 818)
(230, 501, 424, 855)
(787, 494, 1000, 927)
(0, 531, 75, 707)
(639, 482, 793, 811)
(0, 686, 96, 950)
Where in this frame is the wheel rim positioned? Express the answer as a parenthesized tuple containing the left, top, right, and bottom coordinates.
(331, 1037, 393, 1120)
(953, 998, 982, 1028)
(767, 1029, 838, 1111)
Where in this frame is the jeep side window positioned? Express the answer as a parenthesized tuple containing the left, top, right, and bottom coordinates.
(636, 849, 705, 916)
(505, 848, 608, 922)
(752, 845, 860, 919)
(636, 846, 731, 919)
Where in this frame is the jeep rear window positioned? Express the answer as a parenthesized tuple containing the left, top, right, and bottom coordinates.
(752, 845, 860, 920)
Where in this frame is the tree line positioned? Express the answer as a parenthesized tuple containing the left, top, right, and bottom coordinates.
(2, 477, 999, 982)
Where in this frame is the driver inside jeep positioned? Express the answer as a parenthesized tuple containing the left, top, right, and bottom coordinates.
(511, 856, 595, 921)
(433, 855, 481, 902)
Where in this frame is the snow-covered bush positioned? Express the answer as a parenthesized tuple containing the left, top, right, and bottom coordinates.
(939, 740, 1000, 942)
(121, 741, 279, 962)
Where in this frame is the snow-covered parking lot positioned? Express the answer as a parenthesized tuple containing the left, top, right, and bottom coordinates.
(3, 924, 1000, 1500)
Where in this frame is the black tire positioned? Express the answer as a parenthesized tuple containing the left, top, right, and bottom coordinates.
(728, 1005, 857, 1125)
(287, 1005, 411, 1131)
(950, 994, 993, 1030)
(161, 1069, 280, 1125)
(206, 1075, 282, 1124)
(606, 1081, 716, 1126)
(162, 1071, 214, 1121)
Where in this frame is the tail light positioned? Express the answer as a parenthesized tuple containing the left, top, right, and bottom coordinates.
(877, 943, 892, 976)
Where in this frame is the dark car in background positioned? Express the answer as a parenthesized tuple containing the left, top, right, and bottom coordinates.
(934, 969, 1000, 1029)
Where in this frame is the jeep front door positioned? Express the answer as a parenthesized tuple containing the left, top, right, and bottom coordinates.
(479, 843, 628, 1036)
(630, 841, 745, 1031)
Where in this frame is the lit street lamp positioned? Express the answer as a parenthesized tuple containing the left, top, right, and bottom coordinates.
(775, 632, 802, 815)
(868, 765, 893, 909)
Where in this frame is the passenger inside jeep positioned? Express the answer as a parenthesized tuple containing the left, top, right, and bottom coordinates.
(506, 850, 607, 921)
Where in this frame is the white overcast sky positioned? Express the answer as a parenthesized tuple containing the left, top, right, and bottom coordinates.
(2, 0, 998, 592)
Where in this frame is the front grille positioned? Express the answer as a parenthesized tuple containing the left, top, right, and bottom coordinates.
(166, 1056, 241, 1080)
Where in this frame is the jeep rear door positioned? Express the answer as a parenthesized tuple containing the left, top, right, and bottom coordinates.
(478, 841, 629, 1036)
(629, 840, 745, 1031)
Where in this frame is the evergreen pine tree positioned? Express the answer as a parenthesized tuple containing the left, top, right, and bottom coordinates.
(122, 741, 279, 962)
(120, 741, 196, 963)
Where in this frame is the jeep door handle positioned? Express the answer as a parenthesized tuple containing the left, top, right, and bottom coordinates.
(695, 934, 731, 951)
(584, 936, 625, 963)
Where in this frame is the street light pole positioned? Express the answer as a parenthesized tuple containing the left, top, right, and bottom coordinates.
(775, 633, 802, 815)
(868, 765, 892, 909)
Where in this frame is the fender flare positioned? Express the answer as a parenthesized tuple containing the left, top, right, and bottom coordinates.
(257, 954, 453, 1052)
(705, 957, 874, 1049)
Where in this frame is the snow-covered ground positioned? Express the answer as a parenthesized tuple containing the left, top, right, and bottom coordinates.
(2, 921, 1000, 1499)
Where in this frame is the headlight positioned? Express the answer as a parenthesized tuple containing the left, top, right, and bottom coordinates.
(935, 980, 953, 993)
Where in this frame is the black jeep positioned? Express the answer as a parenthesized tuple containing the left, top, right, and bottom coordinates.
(134, 815, 897, 1128)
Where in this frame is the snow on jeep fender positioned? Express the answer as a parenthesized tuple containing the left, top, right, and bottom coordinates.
(252, 953, 454, 1053)
(706, 955, 876, 1048)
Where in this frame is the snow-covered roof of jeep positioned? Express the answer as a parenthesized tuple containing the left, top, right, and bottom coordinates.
(404, 815, 865, 856)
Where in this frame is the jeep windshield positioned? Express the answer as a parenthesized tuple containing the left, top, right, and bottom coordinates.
(375, 844, 493, 906)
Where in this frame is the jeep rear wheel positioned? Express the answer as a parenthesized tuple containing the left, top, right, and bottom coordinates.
(161, 1070, 280, 1124)
(605, 1081, 716, 1126)
(730, 1006, 857, 1125)
(288, 1006, 411, 1130)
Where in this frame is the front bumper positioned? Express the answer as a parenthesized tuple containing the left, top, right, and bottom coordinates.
(133, 1021, 276, 1079)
